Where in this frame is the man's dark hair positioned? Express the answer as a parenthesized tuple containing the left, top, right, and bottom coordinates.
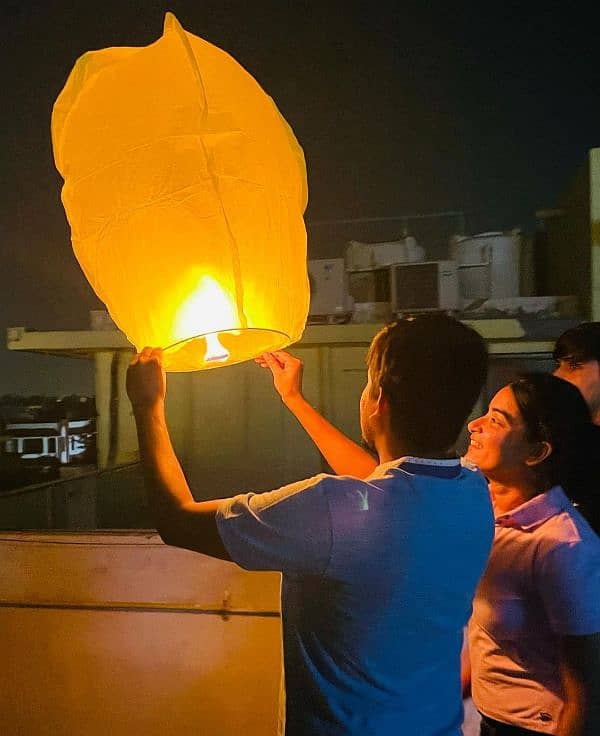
(366, 314, 488, 454)
(553, 322, 600, 365)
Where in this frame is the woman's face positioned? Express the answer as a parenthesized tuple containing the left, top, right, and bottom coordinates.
(465, 385, 534, 480)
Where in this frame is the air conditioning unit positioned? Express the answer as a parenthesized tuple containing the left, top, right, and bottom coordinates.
(391, 260, 460, 312)
(347, 261, 459, 315)
(308, 259, 352, 319)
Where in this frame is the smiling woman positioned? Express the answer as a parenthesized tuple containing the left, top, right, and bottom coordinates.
(466, 385, 537, 493)
(466, 373, 599, 527)
(464, 373, 600, 736)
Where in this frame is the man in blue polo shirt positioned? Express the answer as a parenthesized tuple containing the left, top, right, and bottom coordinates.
(127, 314, 494, 736)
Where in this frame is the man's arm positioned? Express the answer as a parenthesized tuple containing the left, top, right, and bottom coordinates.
(127, 347, 231, 560)
(258, 351, 378, 478)
(558, 632, 600, 736)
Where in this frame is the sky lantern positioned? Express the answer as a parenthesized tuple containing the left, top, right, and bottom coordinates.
(51, 12, 309, 371)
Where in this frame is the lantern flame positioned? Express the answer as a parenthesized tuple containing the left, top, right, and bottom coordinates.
(174, 276, 239, 363)
(204, 332, 229, 363)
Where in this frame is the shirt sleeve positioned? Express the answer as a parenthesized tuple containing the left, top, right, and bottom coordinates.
(215, 474, 333, 574)
(537, 537, 600, 636)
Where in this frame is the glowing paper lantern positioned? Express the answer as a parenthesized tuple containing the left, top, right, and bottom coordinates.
(52, 12, 309, 370)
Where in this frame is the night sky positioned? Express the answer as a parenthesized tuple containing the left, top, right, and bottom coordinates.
(2, 1, 599, 394)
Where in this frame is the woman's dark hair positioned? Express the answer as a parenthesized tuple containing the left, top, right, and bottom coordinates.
(511, 372, 599, 534)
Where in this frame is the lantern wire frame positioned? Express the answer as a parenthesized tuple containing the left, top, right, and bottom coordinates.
(163, 327, 292, 372)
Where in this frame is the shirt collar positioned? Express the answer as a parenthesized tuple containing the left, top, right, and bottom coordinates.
(373, 455, 462, 479)
(495, 486, 571, 531)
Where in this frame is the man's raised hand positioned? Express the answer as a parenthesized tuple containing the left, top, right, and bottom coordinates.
(126, 347, 166, 413)
(256, 350, 304, 405)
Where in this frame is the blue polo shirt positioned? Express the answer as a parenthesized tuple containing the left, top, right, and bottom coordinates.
(216, 457, 494, 736)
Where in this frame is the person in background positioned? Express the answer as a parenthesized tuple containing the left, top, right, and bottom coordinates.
(464, 373, 600, 736)
(553, 322, 600, 533)
(553, 322, 600, 426)
(126, 314, 494, 736)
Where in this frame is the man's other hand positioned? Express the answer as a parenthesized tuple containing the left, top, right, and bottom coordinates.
(256, 350, 304, 405)
(127, 347, 166, 413)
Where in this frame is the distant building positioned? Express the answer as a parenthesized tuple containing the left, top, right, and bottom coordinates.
(1, 396, 96, 466)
